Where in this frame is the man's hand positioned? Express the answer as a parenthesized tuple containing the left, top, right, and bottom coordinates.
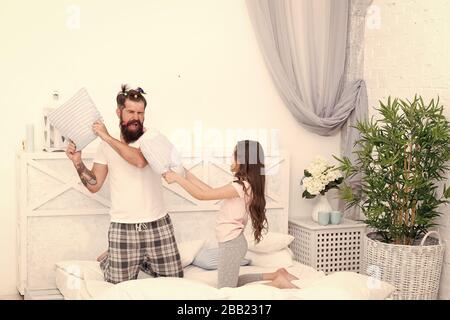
(163, 170, 179, 184)
(92, 121, 111, 142)
(65, 140, 81, 164)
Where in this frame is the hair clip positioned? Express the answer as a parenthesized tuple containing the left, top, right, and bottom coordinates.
(136, 87, 146, 94)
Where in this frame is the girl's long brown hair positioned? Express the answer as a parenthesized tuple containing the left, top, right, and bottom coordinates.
(233, 140, 267, 243)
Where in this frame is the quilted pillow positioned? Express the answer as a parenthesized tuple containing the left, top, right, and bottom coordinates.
(48, 88, 102, 151)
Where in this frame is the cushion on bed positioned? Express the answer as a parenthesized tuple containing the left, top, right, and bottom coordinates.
(139, 128, 184, 175)
(291, 271, 396, 300)
(192, 247, 251, 270)
(55, 260, 104, 281)
(246, 232, 295, 253)
(83, 280, 114, 300)
(178, 239, 205, 267)
(245, 248, 294, 268)
(47, 87, 103, 151)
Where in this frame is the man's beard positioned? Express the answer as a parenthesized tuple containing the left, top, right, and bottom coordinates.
(120, 118, 144, 144)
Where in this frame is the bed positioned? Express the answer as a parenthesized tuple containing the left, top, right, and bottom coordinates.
(54, 258, 395, 300)
(18, 150, 395, 300)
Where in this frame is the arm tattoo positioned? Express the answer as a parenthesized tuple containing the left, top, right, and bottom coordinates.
(74, 161, 97, 187)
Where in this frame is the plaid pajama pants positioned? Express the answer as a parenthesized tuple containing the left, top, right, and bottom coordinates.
(99, 214, 184, 284)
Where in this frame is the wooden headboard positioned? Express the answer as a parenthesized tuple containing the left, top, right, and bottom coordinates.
(16, 150, 290, 294)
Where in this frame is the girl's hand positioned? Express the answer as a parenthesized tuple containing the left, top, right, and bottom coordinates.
(163, 170, 179, 184)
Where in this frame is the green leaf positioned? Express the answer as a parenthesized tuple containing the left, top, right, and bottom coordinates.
(302, 190, 316, 199)
(444, 184, 450, 199)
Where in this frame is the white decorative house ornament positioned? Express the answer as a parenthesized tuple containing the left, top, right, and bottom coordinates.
(43, 91, 67, 152)
(43, 108, 67, 151)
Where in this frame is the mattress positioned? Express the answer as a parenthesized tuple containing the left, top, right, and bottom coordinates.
(55, 260, 325, 300)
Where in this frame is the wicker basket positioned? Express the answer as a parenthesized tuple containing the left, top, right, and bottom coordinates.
(362, 231, 445, 300)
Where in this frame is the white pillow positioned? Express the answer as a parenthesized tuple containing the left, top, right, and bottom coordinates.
(178, 240, 205, 268)
(83, 280, 114, 300)
(48, 88, 103, 151)
(246, 232, 295, 253)
(291, 272, 396, 300)
(139, 129, 184, 175)
(55, 260, 104, 281)
(245, 248, 293, 268)
(96, 277, 227, 300)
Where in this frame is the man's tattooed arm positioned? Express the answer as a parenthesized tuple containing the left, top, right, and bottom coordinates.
(74, 161, 97, 187)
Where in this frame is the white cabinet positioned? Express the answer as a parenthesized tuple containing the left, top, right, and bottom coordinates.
(288, 218, 367, 274)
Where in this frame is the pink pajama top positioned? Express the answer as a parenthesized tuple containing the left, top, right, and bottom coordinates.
(215, 180, 252, 243)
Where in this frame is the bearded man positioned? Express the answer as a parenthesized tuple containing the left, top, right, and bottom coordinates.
(65, 84, 183, 283)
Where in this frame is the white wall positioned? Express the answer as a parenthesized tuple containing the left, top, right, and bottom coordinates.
(364, 0, 450, 299)
(0, 0, 340, 295)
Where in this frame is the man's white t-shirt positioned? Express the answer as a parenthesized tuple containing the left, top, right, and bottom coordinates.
(93, 132, 167, 223)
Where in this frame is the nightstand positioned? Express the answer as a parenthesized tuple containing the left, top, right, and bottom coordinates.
(288, 217, 367, 274)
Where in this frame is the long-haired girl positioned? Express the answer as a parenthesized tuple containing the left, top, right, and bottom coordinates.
(163, 140, 298, 289)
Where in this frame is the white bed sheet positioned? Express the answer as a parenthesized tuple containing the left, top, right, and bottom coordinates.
(55, 260, 325, 300)
(55, 260, 395, 300)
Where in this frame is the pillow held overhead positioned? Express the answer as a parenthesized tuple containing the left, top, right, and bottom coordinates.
(47, 88, 103, 151)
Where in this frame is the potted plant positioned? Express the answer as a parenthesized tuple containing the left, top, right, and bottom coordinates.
(335, 96, 450, 299)
(301, 156, 344, 222)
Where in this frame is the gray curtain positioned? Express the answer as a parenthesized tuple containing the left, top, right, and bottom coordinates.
(246, 0, 373, 220)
